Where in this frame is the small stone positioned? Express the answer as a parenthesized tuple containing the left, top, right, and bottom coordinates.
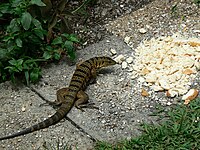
(159, 79, 170, 90)
(21, 106, 26, 112)
(124, 36, 130, 44)
(114, 54, 125, 64)
(131, 71, 138, 79)
(152, 85, 164, 91)
(110, 48, 117, 55)
(122, 61, 128, 69)
(182, 89, 199, 104)
(137, 77, 145, 83)
(139, 28, 147, 34)
(141, 88, 149, 97)
(193, 30, 200, 33)
(166, 89, 179, 97)
(146, 25, 151, 29)
(101, 119, 106, 124)
(166, 102, 172, 106)
(126, 57, 133, 64)
(82, 41, 87, 45)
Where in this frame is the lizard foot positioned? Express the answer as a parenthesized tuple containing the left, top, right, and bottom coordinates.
(75, 102, 99, 111)
(39, 100, 62, 109)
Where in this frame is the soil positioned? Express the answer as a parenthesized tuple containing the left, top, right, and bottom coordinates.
(68, 0, 154, 46)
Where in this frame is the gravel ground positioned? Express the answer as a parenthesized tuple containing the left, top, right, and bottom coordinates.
(72, 0, 154, 45)
(105, 0, 199, 44)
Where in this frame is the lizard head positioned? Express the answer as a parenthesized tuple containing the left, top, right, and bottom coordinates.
(96, 56, 116, 68)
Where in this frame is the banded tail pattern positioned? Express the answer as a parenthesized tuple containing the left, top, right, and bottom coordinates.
(0, 56, 116, 140)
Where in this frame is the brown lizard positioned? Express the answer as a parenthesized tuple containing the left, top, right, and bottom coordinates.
(0, 56, 116, 140)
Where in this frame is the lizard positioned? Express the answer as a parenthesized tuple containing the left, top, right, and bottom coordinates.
(0, 56, 116, 140)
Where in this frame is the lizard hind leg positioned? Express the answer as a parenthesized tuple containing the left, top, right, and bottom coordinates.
(40, 88, 68, 108)
(75, 90, 98, 111)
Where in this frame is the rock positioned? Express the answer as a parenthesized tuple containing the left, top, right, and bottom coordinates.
(122, 61, 128, 69)
(124, 36, 130, 44)
(182, 89, 199, 100)
(126, 57, 133, 64)
(138, 28, 147, 34)
(110, 48, 117, 55)
(114, 54, 125, 64)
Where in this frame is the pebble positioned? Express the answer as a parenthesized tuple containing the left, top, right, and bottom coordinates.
(138, 28, 147, 34)
(21, 106, 26, 112)
(110, 48, 117, 55)
(114, 54, 125, 64)
(124, 36, 130, 44)
(122, 61, 128, 69)
(126, 57, 133, 63)
(182, 89, 199, 100)
(166, 102, 172, 106)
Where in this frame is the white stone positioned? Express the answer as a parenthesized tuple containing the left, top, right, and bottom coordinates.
(21, 106, 26, 112)
(122, 61, 128, 69)
(139, 28, 147, 34)
(159, 79, 170, 90)
(167, 89, 179, 97)
(110, 48, 117, 55)
(152, 85, 163, 91)
(182, 89, 198, 100)
(124, 36, 130, 44)
(126, 57, 133, 64)
(137, 77, 145, 83)
(114, 54, 125, 64)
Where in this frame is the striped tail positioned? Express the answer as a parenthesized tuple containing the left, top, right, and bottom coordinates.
(0, 101, 74, 140)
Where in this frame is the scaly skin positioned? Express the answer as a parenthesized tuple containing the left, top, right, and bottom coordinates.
(0, 56, 116, 140)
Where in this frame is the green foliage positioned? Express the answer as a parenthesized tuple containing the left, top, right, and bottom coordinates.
(170, 3, 179, 18)
(194, 0, 200, 6)
(0, 0, 80, 84)
(95, 98, 200, 149)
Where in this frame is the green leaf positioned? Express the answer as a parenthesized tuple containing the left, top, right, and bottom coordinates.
(30, 68, 41, 82)
(0, 49, 8, 61)
(7, 18, 20, 33)
(21, 12, 32, 30)
(3, 35, 14, 42)
(61, 33, 70, 39)
(64, 40, 73, 49)
(54, 52, 61, 60)
(8, 58, 23, 72)
(43, 51, 52, 60)
(0, 3, 12, 14)
(34, 29, 44, 40)
(64, 41, 75, 60)
(12, 0, 23, 7)
(8, 59, 17, 66)
(5, 66, 17, 72)
(25, 71, 29, 85)
(52, 37, 63, 45)
(68, 34, 79, 43)
(30, 0, 46, 6)
(46, 45, 53, 51)
(15, 38, 22, 47)
(23, 63, 29, 70)
(32, 18, 42, 29)
(62, 34, 79, 43)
